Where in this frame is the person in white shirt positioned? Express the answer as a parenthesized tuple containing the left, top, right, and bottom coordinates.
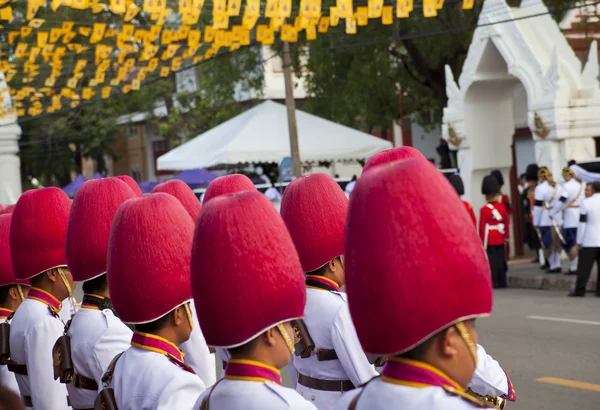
(9, 188, 75, 410)
(569, 181, 600, 297)
(0, 214, 29, 396)
(344, 176, 357, 198)
(96, 193, 206, 410)
(559, 168, 586, 275)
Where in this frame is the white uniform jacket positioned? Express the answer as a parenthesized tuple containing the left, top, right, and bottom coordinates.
(560, 179, 585, 229)
(577, 193, 600, 247)
(0, 311, 19, 395)
(179, 301, 216, 387)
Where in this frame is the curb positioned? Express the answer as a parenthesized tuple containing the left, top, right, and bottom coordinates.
(508, 274, 597, 291)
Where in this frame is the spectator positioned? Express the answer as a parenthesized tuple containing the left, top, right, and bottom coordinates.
(345, 175, 357, 197)
(0, 386, 25, 410)
(518, 173, 527, 195)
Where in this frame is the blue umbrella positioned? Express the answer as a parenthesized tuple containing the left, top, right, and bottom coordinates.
(174, 169, 217, 187)
(92, 172, 103, 179)
(62, 174, 87, 197)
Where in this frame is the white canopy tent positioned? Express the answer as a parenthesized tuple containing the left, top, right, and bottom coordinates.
(157, 100, 392, 170)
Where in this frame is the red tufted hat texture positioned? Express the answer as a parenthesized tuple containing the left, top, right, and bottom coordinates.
(362, 146, 425, 174)
(202, 174, 256, 204)
(114, 175, 143, 197)
(0, 215, 29, 287)
(152, 179, 200, 221)
(345, 158, 492, 355)
(66, 178, 137, 282)
(280, 174, 348, 272)
(10, 188, 72, 280)
(108, 193, 194, 323)
(191, 190, 305, 348)
(0, 205, 16, 216)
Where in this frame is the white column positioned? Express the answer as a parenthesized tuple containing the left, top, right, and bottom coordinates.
(0, 76, 22, 205)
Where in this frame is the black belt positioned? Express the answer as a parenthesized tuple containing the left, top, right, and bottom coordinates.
(73, 372, 98, 390)
(23, 395, 71, 407)
(297, 373, 355, 392)
(8, 362, 27, 375)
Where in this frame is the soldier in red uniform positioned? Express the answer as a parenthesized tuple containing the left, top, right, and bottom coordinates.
(479, 176, 509, 288)
(491, 170, 511, 259)
(446, 173, 476, 226)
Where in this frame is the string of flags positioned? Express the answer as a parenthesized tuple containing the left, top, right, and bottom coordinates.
(0, 0, 476, 120)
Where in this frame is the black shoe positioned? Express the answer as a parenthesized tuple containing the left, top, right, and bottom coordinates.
(565, 270, 577, 276)
(568, 291, 585, 297)
(548, 268, 562, 274)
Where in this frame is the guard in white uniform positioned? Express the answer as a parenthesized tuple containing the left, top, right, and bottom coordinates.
(560, 168, 585, 275)
(59, 178, 136, 410)
(570, 181, 600, 297)
(280, 173, 378, 410)
(336, 158, 516, 409)
(96, 193, 206, 409)
(0, 213, 29, 395)
(190, 191, 316, 409)
(533, 167, 565, 273)
(8, 188, 76, 410)
(152, 180, 216, 387)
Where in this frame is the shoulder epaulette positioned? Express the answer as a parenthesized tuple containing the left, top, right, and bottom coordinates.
(442, 386, 492, 408)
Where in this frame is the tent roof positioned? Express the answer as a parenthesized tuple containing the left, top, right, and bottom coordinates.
(63, 174, 87, 196)
(157, 100, 392, 171)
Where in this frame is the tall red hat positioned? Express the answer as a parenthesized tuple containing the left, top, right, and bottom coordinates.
(152, 180, 200, 221)
(280, 174, 348, 272)
(203, 174, 256, 204)
(345, 158, 492, 355)
(10, 188, 72, 280)
(108, 193, 194, 323)
(0, 215, 29, 287)
(114, 175, 143, 197)
(362, 146, 425, 174)
(0, 204, 15, 216)
(191, 191, 305, 348)
(66, 178, 137, 282)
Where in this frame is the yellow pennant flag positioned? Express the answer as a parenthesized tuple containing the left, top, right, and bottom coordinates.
(337, 0, 352, 18)
(149, 25, 162, 41)
(242, 13, 259, 29)
(90, 23, 106, 44)
(306, 25, 317, 40)
(102, 86, 111, 99)
(204, 26, 215, 42)
(62, 21, 74, 33)
(109, 0, 125, 13)
(261, 28, 274, 45)
(29, 19, 45, 29)
(213, 0, 225, 15)
(435, 0, 444, 9)
(161, 29, 173, 44)
(62, 31, 77, 44)
(143, 0, 155, 13)
(160, 66, 170, 77)
(8, 31, 19, 44)
(299, 0, 310, 16)
(74, 59, 87, 73)
(317, 16, 329, 32)
(21, 27, 33, 38)
(396, 0, 409, 17)
(423, 0, 436, 17)
(188, 30, 201, 46)
(0, 6, 12, 20)
(67, 77, 79, 89)
(264, 0, 277, 18)
(381, 5, 393, 24)
(368, 0, 383, 18)
(125, 3, 140, 20)
(132, 79, 141, 90)
(270, 15, 285, 31)
(122, 24, 135, 38)
(92, 3, 107, 12)
(256, 24, 267, 42)
(213, 14, 229, 29)
(345, 17, 356, 34)
(95, 73, 105, 83)
(49, 28, 62, 43)
(309, 0, 321, 18)
(161, 44, 179, 60)
(178, 25, 190, 40)
(37, 32, 49, 47)
(246, 0, 259, 16)
(82, 88, 95, 100)
(29, 47, 40, 62)
(134, 29, 147, 43)
(329, 7, 340, 26)
(27, 4, 40, 20)
(148, 57, 159, 71)
(462, 0, 474, 9)
(122, 84, 131, 94)
(71, 0, 89, 9)
(193, 55, 203, 64)
(171, 57, 182, 71)
(79, 27, 92, 37)
(239, 28, 250, 45)
(154, 0, 166, 12)
(278, 0, 291, 17)
(156, 8, 172, 25)
(227, 0, 240, 16)
(355, 6, 367, 26)
(179, 0, 192, 14)
(51, 0, 61, 11)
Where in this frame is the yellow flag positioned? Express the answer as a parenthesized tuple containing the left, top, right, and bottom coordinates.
(37, 32, 49, 47)
(462, 0, 474, 9)
(161, 44, 179, 60)
(256, 25, 267, 42)
(122, 84, 131, 94)
(160, 66, 170, 77)
(102, 86, 111, 99)
(396, 0, 409, 17)
(74, 59, 87, 73)
(435, 0, 444, 9)
(62, 21, 75, 33)
(317, 16, 329, 32)
(67, 77, 79, 89)
(154, 0, 166, 12)
(148, 57, 159, 71)
(28, 19, 45, 29)
(131, 79, 141, 90)
(188, 30, 201, 46)
(423, 0, 436, 17)
(270, 15, 285, 31)
(78, 27, 92, 37)
(239, 28, 250, 45)
(227, 0, 240, 16)
(178, 25, 190, 40)
(21, 27, 32, 38)
(122, 24, 134, 37)
(337, 0, 352, 18)
(261, 28, 274, 45)
(161, 30, 173, 44)
(8, 31, 18, 44)
(134, 29, 147, 43)
(309, 0, 321, 18)
(299, 0, 310, 16)
(368, 0, 383, 18)
(125, 3, 140, 21)
(51, 0, 61, 11)
(355, 6, 367, 26)
(0, 6, 12, 20)
(213, 14, 229, 29)
(171, 57, 182, 71)
(156, 8, 172, 25)
(278, 0, 291, 17)
(49, 28, 62, 43)
(242, 13, 259, 29)
(264, 0, 277, 17)
(143, 0, 155, 13)
(193, 55, 203, 64)
(179, 0, 192, 14)
(71, 0, 88, 9)
(306, 25, 317, 40)
(149, 25, 162, 41)
(63, 31, 77, 44)
(214, 30, 225, 46)
(345, 17, 356, 34)
(29, 47, 40, 62)
(90, 23, 106, 44)
(204, 25, 215, 42)
(213, 0, 225, 15)
(330, 7, 340, 26)
(82, 88, 94, 100)
(27, 4, 40, 20)
(381, 5, 392, 24)
(110, 78, 120, 86)
(245, 0, 259, 16)
(92, 3, 106, 12)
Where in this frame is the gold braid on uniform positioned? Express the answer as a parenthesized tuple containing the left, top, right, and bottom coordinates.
(538, 167, 556, 187)
(562, 167, 580, 182)
(465, 388, 507, 409)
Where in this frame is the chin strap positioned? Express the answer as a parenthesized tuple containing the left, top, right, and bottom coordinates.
(276, 324, 295, 355)
(184, 303, 194, 329)
(16, 284, 25, 301)
(56, 267, 73, 298)
(455, 322, 478, 367)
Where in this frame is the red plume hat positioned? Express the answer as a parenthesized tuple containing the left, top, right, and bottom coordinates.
(202, 174, 256, 204)
(0, 215, 29, 287)
(362, 146, 425, 174)
(66, 178, 137, 282)
(345, 158, 492, 355)
(152, 179, 200, 221)
(191, 191, 305, 348)
(281, 174, 348, 272)
(10, 188, 72, 280)
(114, 175, 143, 197)
(108, 193, 194, 323)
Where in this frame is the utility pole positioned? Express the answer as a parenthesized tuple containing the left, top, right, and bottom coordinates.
(281, 41, 301, 178)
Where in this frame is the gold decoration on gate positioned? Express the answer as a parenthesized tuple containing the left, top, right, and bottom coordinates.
(532, 112, 550, 139)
